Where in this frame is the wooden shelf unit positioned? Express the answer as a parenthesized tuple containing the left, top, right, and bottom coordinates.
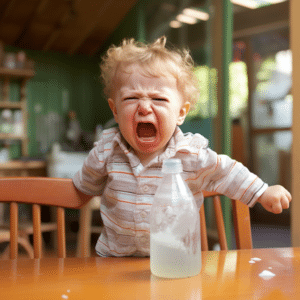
(0, 67, 35, 79)
(0, 66, 34, 157)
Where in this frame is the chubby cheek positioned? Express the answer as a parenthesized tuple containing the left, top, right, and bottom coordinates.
(159, 109, 179, 127)
(118, 116, 136, 140)
(156, 121, 176, 144)
(117, 105, 133, 123)
(119, 118, 134, 135)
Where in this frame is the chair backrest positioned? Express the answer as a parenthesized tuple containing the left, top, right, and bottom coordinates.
(201, 191, 253, 251)
(0, 177, 91, 259)
(0, 177, 252, 259)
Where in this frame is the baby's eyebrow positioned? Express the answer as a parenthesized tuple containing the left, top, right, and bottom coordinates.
(120, 86, 171, 98)
(121, 89, 163, 96)
(122, 90, 145, 97)
(147, 92, 166, 97)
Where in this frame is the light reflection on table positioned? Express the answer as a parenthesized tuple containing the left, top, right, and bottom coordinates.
(0, 248, 299, 299)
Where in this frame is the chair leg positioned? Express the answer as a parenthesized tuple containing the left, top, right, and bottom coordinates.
(17, 237, 34, 258)
(77, 201, 93, 257)
(0, 236, 34, 259)
(20, 232, 48, 258)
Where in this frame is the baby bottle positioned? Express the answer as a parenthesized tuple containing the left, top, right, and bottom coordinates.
(150, 159, 201, 278)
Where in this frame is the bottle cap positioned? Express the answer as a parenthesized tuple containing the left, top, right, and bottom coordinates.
(162, 159, 183, 173)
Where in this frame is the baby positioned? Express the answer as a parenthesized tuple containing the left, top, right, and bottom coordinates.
(73, 37, 291, 257)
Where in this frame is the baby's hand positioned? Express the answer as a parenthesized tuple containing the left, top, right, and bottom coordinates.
(257, 185, 292, 214)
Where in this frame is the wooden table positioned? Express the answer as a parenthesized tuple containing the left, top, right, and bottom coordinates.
(0, 248, 299, 299)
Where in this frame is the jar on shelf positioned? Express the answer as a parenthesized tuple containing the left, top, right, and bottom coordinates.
(0, 109, 13, 134)
(3, 53, 16, 69)
(16, 51, 26, 69)
(13, 110, 23, 135)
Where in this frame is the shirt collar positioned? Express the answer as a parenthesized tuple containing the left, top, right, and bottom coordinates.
(110, 126, 204, 173)
(111, 128, 142, 174)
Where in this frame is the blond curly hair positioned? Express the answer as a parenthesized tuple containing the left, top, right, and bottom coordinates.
(100, 36, 199, 108)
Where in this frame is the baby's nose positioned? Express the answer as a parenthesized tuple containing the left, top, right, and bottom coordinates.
(138, 99, 152, 115)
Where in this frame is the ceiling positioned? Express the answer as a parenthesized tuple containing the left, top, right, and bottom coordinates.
(0, 0, 139, 56)
(0, 0, 289, 57)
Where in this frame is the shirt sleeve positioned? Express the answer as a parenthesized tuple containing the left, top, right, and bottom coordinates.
(73, 139, 108, 196)
(197, 146, 268, 207)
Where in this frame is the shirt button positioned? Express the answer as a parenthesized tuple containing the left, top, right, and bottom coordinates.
(143, 185, 149, 192)
(140, 211, 147, 219)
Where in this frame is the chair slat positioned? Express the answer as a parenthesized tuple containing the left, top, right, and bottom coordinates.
(213, 196, 228, 250)
(10, 202, 18, 259)
(200, 205, 209, 251)
(57, 207, 66, 258)
(33, 204, 42, 258)
(77, 202, 93, 258)
(232, 200, 253, 249)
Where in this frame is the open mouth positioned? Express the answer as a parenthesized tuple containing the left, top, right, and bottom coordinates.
(136, 122, 157, 141)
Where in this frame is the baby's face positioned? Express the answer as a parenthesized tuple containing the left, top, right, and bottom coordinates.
(108, 64, 190, 165)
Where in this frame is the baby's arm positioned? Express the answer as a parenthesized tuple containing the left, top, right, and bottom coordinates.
(257, 185, 292, 214)
(73, 132, 109, 196)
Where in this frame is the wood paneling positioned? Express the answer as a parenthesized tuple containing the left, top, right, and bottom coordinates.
(291, 0, 300, 246)
(0, 0, 139, 56)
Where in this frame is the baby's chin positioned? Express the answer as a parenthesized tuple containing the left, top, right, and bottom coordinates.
(132, 143, 167, 165)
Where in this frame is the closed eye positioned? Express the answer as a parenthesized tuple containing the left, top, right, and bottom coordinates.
(124, 97, 138, 100)
(153, 98, 167, 101)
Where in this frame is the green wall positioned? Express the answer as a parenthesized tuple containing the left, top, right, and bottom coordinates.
(4, 46, 112, 157)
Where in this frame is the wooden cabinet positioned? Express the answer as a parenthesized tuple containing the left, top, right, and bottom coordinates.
(0, 67, 35, 157)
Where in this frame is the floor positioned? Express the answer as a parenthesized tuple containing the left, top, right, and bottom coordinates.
(251, 224, 291, 248)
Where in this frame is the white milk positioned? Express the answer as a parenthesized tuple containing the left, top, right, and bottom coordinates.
(150, 232, 201, 278)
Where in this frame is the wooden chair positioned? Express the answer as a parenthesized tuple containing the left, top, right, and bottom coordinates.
(201, 191, 253, 250)
(0, 177, 252, 259)
(0, 177, 91, 259)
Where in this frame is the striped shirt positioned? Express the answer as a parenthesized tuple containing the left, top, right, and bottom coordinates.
(73, 126, 267, 257)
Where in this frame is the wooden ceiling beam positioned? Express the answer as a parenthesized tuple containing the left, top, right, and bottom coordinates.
(0, 0, 18, 24)
(67, 0, 116, 55)
(67, 0, 138, 55)
(13, 0, 51, 47)
(36, 0, 51, 15)
(43, 0, 77, 51)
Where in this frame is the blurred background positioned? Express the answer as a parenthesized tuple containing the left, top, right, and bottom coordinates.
(0, 0, 293, 255)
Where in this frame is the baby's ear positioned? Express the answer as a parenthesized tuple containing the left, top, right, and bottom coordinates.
(108, 98, 119, 123)
(177, 101, 190, 125)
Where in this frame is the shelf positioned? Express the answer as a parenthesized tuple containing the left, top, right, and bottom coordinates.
(0, 68, 35, 79)
(0, 102, 23, 109)
(0, 134, 26, 140)
(0, 52, 34, 157)
(0, 160, 46, 170)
